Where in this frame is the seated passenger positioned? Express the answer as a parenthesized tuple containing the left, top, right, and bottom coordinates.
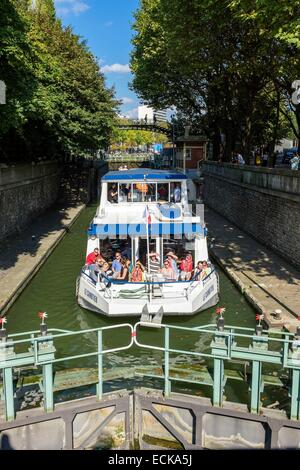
(193, 261, 204, 280)
(119, 184, 130, 202)
(166, 251, 179, 277)
(147, 252, 160, 274)
(89, 257, 105, 283)
(111, 251, 122, 278)
(199, 261, 212, 280)
(157, 184, 168, 201)
(179, 253, 193, 281)
(117, 259, 131, 281)
(108, 184, 118, 203)
(159, 259, 177, 281)
(101, 262, 113, 278)
(131, 260, 145, 282)
(86, 247, 103, 265)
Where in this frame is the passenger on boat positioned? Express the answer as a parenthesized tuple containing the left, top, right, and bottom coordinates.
(193, 261, 203, 280)
(86, 248, 103, 265)
(117, 259, 131, 281)
(173, 184, 181, 203)
(159, 259, 177, 281)
(111, 251, 122, 278)
(200, 261, 212, 280)
(101, 262, 113, 277)
(89, 257, 105, 283)
(179, 253, 193, 280)
(147, 252, 160, 274)
(194, 261, 212, 280)
(108, 183, 118, 203)
(119, 184, 130, 202)
(157, 184, 169, 202)
(166, 251, 179, 277)
(131, 261, 145, 282)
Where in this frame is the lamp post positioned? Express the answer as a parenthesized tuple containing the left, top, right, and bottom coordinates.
(172, 124, 175, 169)
(183, 125, 191, 175)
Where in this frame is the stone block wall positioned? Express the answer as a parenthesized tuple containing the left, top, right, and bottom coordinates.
(0, 162, 61, 241)
(202, 162, 300, 268)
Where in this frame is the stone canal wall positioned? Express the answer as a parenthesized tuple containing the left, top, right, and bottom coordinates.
(202, 162, 300, 268)
(0, 162, 61, 242)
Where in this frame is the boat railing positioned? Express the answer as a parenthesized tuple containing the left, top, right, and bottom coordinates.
(81, 266, 217, 301)
(185, 267, 216, 299)
(97, 269, 216, 301)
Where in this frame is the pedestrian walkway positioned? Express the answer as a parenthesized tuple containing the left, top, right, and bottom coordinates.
(0, 202, 85, 315)
(205, 207, 300, 332)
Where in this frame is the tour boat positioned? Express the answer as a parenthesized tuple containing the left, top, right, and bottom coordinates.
(77, 168, 219, 323)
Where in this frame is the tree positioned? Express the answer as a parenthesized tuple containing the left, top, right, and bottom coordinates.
(0, 0, 118, 162)
(0, 0, 37, 144)
(229, 0, 300, 47)
(131, 0, 300, 160)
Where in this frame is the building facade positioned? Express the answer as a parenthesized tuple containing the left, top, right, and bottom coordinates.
(137, 105, 167, 123)
(175, 135, 209, 202)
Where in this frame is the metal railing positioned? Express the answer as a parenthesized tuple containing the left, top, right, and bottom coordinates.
(0, 324, 133, 421)
(1, 320, 300, 422)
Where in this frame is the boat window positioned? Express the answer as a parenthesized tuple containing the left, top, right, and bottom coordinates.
(170, 182, 182, 203)
(132, 183, 153, 202)
(157, 183, 169, 202)
(119, 184, 131, 202)
(146, 183, 156, 202)
(108, 183, 118, 203)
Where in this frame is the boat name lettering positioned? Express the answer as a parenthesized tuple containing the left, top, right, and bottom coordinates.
(203, 284, 214, 301)
(84, 289, 98, 303)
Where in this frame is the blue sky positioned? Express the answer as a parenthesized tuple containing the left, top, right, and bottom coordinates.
(54, 0, 140, 117)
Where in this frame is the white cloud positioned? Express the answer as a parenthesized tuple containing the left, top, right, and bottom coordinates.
(55, 0, 89, 16)
(101, 63, 131, 74)
(125, 107, 138, 119)
(104, 21, 113, 27)
(120, 97, 134, 105)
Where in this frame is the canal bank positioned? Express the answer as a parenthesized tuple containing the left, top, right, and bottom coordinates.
(205, 207, 300, 332)
(3, 203, 294, 435)
(0, 202, 85, 315)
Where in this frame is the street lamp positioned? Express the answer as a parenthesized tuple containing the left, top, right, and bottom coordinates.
(183, 125, 191, 175)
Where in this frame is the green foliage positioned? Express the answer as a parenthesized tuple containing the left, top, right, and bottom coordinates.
(229, 0, 300, 47)
(0, 0, 118, 162)
(131, 0, 300, 160)
(110, 121, 168, 150)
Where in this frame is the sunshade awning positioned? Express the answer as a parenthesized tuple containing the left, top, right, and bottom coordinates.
(88, 222, 205, 238)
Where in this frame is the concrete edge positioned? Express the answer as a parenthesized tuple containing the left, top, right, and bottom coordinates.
(209, 249, 285, 328)
(1, 204, 86, 316)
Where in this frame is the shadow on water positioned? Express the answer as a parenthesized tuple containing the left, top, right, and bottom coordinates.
(0, 202, 81, 271)
(0, 163, 89, 272)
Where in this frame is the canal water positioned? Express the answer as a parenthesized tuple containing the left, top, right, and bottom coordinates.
(6, 203, 288, 408)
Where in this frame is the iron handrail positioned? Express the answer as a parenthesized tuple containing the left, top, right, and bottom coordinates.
(0, 324, 134, 365)
(2, 321, 300, 421)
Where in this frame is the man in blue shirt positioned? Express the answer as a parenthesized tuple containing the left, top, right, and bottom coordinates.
(112, 251, 122, 278)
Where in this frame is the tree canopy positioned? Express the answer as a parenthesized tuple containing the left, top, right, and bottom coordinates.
(0, 0, 118, 162)
(131, 0, 300, 160)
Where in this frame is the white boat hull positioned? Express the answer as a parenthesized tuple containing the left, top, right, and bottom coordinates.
(77, 271, 219, 317)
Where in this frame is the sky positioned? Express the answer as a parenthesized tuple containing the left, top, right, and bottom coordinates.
(54, 0, 140, 118)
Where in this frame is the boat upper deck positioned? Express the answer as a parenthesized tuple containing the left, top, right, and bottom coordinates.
(102, 168, 187, 182)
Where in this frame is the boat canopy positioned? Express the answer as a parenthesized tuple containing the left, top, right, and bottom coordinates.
(88, 222, 204, 238)
(102, 168, 187, 181)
